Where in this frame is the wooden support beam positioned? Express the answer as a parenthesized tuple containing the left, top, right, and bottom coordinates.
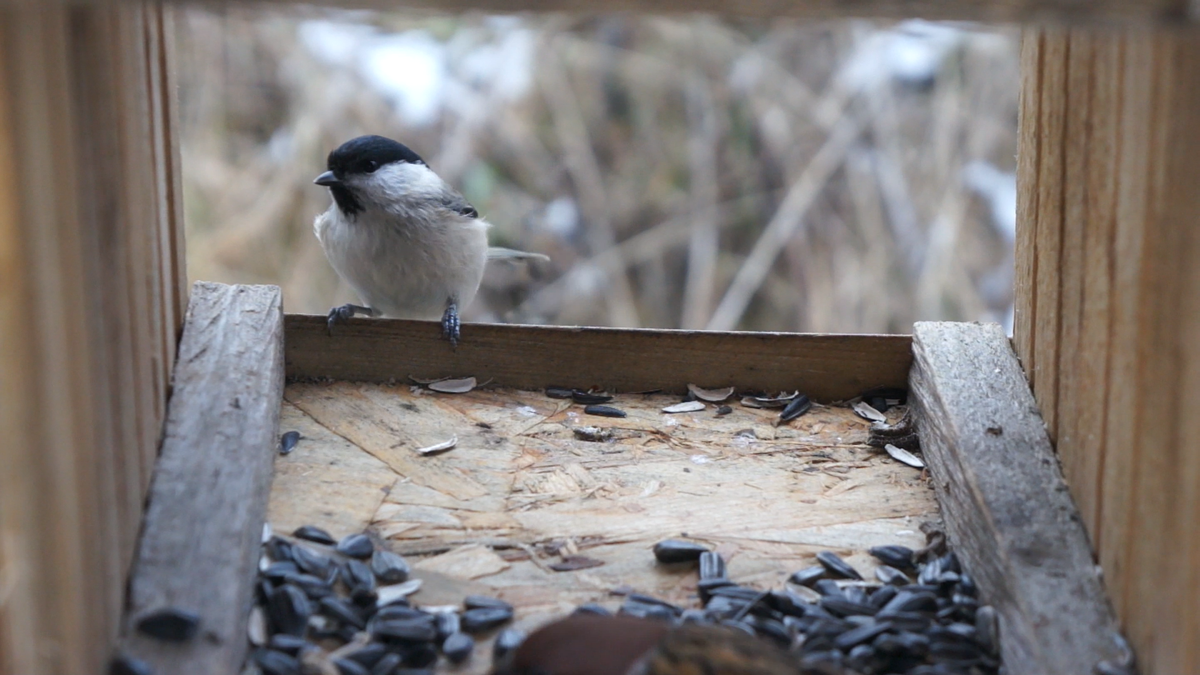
(909, 321, 1128, 675)
(284, 314, 912, 402)
(117, 282, 284, 675)
(1014, 27, 1200, 673)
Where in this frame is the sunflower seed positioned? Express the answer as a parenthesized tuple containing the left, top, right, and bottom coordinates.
(545, 386, 574, 399)
(370, 550, 410, 584)
(687, 384, 735, 402)
(572, 603, 612, 616)
(789, 566, 827, 587)
(852, 401, 888, 423)
(427, 377, 476, 394)
(291, 525, 335, 546)
(370, 615, 437, 642)
(253, 649, 300, 675)
(268, 585, 312, 637)
(652, 539, 708, 564)
(371, 653, 402, 675)
(320, 596, 366, 629)
(337, 534, 375, 559)
(698, 551, 726, 580)
(975, 605, 999, 656)
(280, 431, 301, 455)
(291, 545, 332, 577)
(572, 390, 613, 404)
(816, 551, 863, 580)
(662, 401, 706, 414)
(343, 643, 388, 669)
(885, 443, 926, 468)
(835, 619, 893, 650)
(461, 606, 514, 632)
(778, 394, 813, 422)
(869, 545, 916, 570)
(493, 628, 525, 660)
(135, 607, 201, 642)
(438, 632, 474, 664)
(267, 633, 309, 654)
(715, 405, 733, 416)
(820, 597, 877, 617)
(584, 404, 626, 418)
(333, 658, 370, 675)
(266, 537, 295, 563)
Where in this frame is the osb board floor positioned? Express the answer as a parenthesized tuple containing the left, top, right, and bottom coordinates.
(267, 381, 939, 673)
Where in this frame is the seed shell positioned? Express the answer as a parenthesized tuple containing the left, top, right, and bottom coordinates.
(416, 436, 457, 456)
(583, 404, 626, 418)
(572, 390, 613, 404)
(427, 377, 476, 394)
(885, 443, 926, 468)
(686, 384, 735, 402)
(852, 401, 888, 423)
(293, 525, 336, 546)
(778, 394, 813, 422)
(662, 401, 706, 414)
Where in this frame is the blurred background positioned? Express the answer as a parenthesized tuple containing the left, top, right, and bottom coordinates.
(176, 8, 1018, 334)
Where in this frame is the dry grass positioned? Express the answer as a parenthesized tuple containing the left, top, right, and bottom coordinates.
(176, 8, 1018, 333)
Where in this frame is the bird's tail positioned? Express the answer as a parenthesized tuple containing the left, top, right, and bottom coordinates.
(487, 247, 550, 263)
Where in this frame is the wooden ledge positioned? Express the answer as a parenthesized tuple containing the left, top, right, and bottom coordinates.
(909, 321, 1131, 675)
(116, 283, 284, 674)
(283, 314, 911, 402)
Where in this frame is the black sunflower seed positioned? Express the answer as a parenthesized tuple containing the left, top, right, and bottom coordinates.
(434, 611, 461, 640)
(572, 603, 611, 616)
(620, 600, 675, 621)
(280, 431, 301, 455)
(572, 390, 613, 404)
(789, 566, 826, 587)
(461, 606, 514, 633)
(493, 628, 526, 660)
(337, 533, 375, 559)
(343, 643, 388, 668)
(333, 658, 370, 675)
(370, 550, 410, 584)
(816, 551, 863, 580)
(869, 584, 899, 608)
(868, 545, 916, 570)
(463, 595, 513, 612)
(268, 584, 312, 637)
(267, 633, 309, 654)
(291, 545, 332, 577)
(545, 386, 574, 399)
(110, 653, 154, 675)
(583, 404, 625, 418)
(652, 539, 709, 563)
(371, 653, 402, 675)
(778, 394, 812, 422)
(284, 572, 333, 599)
(834, 619, 893, 650)
(396, 643, 439, 668)
(319, 596, 366, 629)
(254, 648, 301, 675)
(820, 596, 877, 617)
(135, 607, 201, 642)
(441, 632, 475, 664)
(266, 537, 295, 563)
(292, 525, 335, 545)
(263, 561, 298, 581)
(370, 616, 437, 642)
(813, 580, 845, 598)
(875, 564, 911, 586)
(342, 559, 376, 592)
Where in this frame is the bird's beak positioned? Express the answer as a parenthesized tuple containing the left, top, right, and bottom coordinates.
(314, 171, 340, 187)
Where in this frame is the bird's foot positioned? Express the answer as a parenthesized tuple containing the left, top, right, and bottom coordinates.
(441, 303, 460, 348)
(327, 304, 374, 336)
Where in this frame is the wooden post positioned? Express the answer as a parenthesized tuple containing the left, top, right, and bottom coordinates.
(0, 3, 185, 674)
(1014, 26, 1200, 674)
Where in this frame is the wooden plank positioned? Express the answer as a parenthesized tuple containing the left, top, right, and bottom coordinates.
(273, 381, 938, 675)
(118, 282, 284, 675)
(1, 0, 1196, 23)
(1012, 30, 1041, 382)
(909, 321, 1127, 675)
(284, 314, 912, 402)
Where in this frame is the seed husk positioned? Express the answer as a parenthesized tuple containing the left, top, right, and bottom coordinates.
(698, 551, 726, 581)
(662, 401, 706, 414)
(280, 431, 302, 455)
(268, 585, 312, 637)
(652, 539, 709, 563)
(816, 551, 863, 580)
(253, 648, 301, 675)
(493, 627, 526, 660)
(715, 405, 733, 416)
(441, 632, 474, 663)
(852, 401, 888, 423)
(415, 436, 457, 456)
(135, 607, 201, 642)
(460, 606, 514, 633)
(370, 550, 410, 584)
(337, 533, 375, 559)
(427, 377, 476, 394)
(572, 426, 613, 442)
(778, 394, 813, 422)
(572, 390, 613, 404)
(248, 605, 269, 646)
(686, 384, 735, 402)
(583, 404, 626, 418)
(376, 580, 423, 607)
(885, 443, 926, 468)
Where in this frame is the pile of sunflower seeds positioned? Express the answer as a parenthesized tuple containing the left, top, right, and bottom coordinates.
(245, 525, 518, 675)
(601, 532, 1000, 675)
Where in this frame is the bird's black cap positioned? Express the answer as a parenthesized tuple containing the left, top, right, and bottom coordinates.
(326, 135, 427, 178)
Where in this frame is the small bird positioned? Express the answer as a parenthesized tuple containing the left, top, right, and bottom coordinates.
(495, 615, 801, 675)
(313, 135, 546, 345)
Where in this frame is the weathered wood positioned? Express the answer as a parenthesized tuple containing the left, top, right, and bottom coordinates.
(284, 315, 911, 402)
(1, 0, 1197, 23)
(910, 321, 1127, 675)
(1014, 27, 1200, 672)
(273, 381, 938, 675)
(118, 282, 284, 675)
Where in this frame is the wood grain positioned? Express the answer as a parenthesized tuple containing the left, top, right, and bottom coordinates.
(284, 314, 911, 402)
(910, 321, 1127, 675)
(118, 282, 284, 675)
(1, 0, 1197, 23)
(1015, 26, 1200, 672)
(274, 380, 938, 675)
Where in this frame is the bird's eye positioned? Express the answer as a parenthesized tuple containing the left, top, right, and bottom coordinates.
(364, 160, 379, 173)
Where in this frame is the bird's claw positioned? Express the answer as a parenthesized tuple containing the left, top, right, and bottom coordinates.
(441, 303, 460, 348)
(327, 304, 373, 336)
